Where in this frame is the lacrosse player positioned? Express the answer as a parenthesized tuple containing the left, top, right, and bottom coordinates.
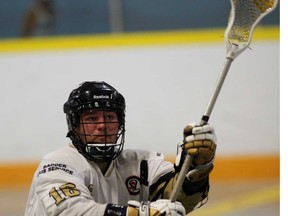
(25, 81, 216, 216)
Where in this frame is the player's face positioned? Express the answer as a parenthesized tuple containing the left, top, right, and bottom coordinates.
(76, 110, 119, 144)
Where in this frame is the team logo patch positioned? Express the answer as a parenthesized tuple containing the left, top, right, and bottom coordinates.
(125, 176, 141, 195)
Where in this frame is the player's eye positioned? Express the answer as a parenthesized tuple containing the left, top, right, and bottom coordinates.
(106, 115, 116, 121)
(88, 117, 97, 121)
(83, 115, 97, 123)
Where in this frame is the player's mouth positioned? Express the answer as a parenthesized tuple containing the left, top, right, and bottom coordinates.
(89, 135, 117, 144)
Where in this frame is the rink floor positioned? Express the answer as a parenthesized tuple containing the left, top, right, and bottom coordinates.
(0, 180, 279, 216)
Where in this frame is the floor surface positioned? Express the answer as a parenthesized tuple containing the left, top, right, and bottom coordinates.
(0, 180, 279, 216)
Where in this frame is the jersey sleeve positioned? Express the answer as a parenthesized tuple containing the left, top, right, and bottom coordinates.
(25, 149, 107, 215)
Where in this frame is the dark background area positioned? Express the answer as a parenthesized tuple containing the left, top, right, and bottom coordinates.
(0, 0, 280, 38)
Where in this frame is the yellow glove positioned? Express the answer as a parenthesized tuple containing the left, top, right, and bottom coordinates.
(183, 122, 217, 166)
(174, 122, 217, 182)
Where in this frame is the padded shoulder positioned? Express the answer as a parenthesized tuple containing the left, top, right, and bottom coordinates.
(116, 149, 164, 164)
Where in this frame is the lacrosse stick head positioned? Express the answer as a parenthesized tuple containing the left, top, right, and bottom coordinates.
(225, 0, 278, 59)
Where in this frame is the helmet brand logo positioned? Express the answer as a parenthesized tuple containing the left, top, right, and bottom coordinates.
(93, 95, 109, 99)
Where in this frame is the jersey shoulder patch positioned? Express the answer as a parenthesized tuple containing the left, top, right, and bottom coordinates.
(37, 145, 89, 177)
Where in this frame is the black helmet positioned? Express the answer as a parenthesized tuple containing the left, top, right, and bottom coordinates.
(63, 81, 125, 162)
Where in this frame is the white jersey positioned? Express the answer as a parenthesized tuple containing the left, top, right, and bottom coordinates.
(25, 144, 174, 216)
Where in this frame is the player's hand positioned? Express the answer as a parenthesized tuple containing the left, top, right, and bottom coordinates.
(183, 122, 217, 166)
(127, 199, 186, 216)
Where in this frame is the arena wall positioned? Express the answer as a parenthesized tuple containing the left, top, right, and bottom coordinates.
(0, 27, 279, 187)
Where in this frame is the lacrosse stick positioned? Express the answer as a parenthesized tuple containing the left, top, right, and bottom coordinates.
(170, 0, 278, 202)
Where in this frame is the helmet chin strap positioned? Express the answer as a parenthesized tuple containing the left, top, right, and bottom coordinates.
(86, 143, 120, 161)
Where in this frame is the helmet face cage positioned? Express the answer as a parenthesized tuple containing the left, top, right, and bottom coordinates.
(64, 81, 126, 163)
(78, 108, 125, 162)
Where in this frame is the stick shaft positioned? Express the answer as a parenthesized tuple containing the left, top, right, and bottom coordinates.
(201, 57, 233, 124)
(170, 155, 192, 201)
(170, 57, 233, 202)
